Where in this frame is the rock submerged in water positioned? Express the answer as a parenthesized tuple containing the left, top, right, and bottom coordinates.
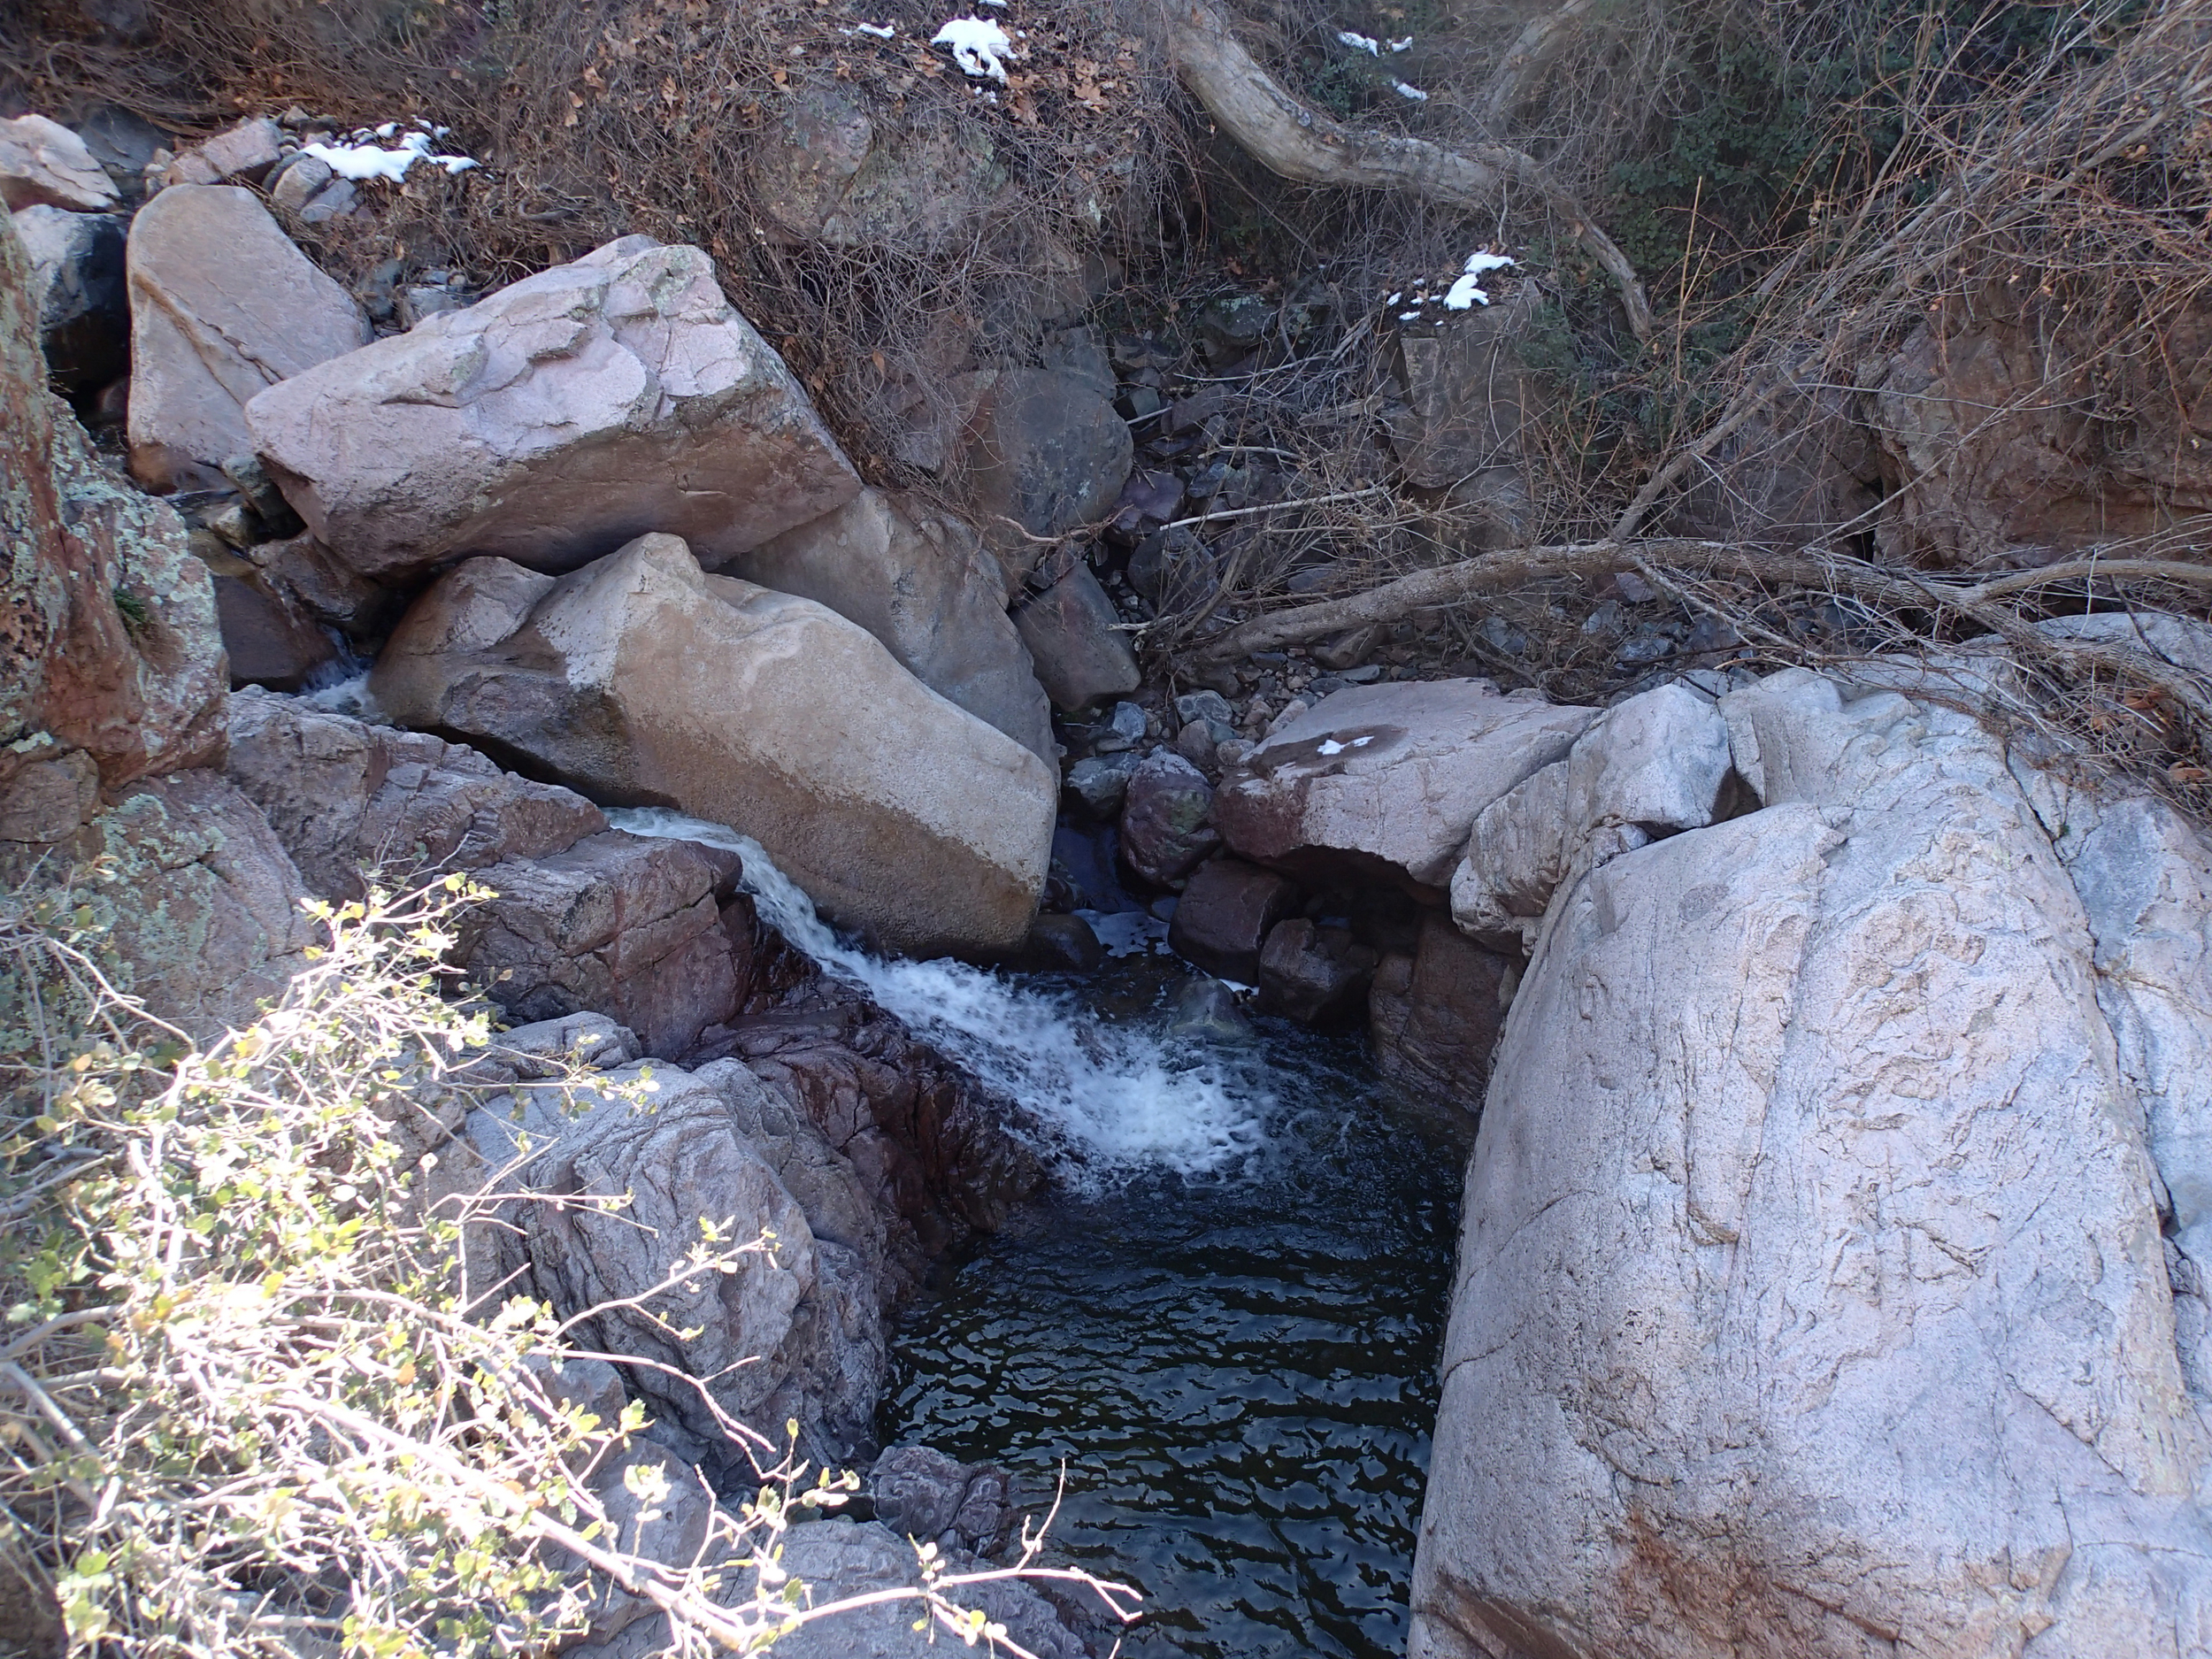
(244, 234, 861, 582)
(369, 531, 1056, 957)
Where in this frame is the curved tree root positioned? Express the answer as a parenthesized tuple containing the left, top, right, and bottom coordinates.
(1164, 0, 1655, 340)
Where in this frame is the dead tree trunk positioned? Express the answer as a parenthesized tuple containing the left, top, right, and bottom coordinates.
(1164, 0, 1654, 341)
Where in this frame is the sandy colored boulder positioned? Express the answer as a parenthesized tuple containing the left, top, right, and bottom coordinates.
(370, 533, 1056, 956)
(125, 184, 371, 493)
(1413, 670, 2212, 1659)
(727, 488, 1053, 764)
(1214, 680, 1593, 892)
(1, 208, 224, 822)
(0, 114, 119, 211)
(246, 234, 861, 581)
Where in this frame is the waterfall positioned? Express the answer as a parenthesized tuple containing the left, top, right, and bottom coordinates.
(608, 808, 1271, 1180)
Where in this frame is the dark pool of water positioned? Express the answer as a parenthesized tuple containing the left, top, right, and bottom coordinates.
(881, 963, 1468, 1659)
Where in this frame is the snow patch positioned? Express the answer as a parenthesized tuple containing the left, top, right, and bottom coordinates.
(1394, 80, 1428, 100)
(1337, 29, 1380, 53)
(1389, 35, 1413, 50)
(1443, 250, 1517, 310)
(933, 16, 1015, 81)
(307, 123, 479, 184)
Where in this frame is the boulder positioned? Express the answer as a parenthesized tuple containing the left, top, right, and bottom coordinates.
(1366, 913, 1517, 1114)
(223, 687, 608, 898)
(1411, 668, 2212, 1659)
(11, 204, 127, 388)
(1118, 749, 1219, 887)
(207, 569, 334, 691)
(242, 529, 396, 640)
(1256, 917, 1375, 1023)
(1011, 559, 1142, 711)
(160, 117, 282, 187)
(746, 83, 1001, 247)
(1, 208, 225, 820)
(956, 368, 1132, 587)
(727, 488, 1053, 764)
(125, 184, 371, 493)
(1451, 680, 1735, 950)
(370, 534, 1056, 956)
(1166, 856, 1298, 983)
(0, 114, 119, 212)
(1214, 680, 1594, 893)
(1384, 295, 1538, 495)
(245, 234, 861, 582)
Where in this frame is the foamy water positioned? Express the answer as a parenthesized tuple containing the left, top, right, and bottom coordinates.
(608, 808, 1270, 1180)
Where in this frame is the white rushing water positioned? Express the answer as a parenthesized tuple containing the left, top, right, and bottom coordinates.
(608, 808, 1271, 1180)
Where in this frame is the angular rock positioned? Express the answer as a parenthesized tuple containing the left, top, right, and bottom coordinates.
(168, 117, 282, 186)
(1164, 975, 1250, 1043)
(1367, 913, 1517, 1114)
(1, 209, 226, 811)
(1413, 671, 2212, 1659)
(12, 204, 127, 388)
(1118, 749, 1219, 887)
(267, 152, 332, 213)
(1214, 680, 1594, 893)
(370, 534, 1056, 956)
(1167, 856, 1298, 983)
(1451, 680, 1733, 949)
(223, 687, 608, 898)
(243, 529, 396, 640)
(728, 488, 1053, 764)
(956, 368, 1133, 586)
(245, 234, 861, 581)
(1384, 294, 1537, 493)
(209, 570, 334, 691)
(1256, 917, 1376, 1023)
(1063, 750, 1141, 818)
(125, 184, 371, 493)
(0, 114, 119, 212)
(1012, 560, 1141, 712)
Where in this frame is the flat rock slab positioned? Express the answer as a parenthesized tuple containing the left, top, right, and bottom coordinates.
(247, 234, 861, 581)
(370, 532, 1056, 956)
(126, 184, 371, 492)
(1214, 678, 1593, 891)
(0, 114, 119, 211)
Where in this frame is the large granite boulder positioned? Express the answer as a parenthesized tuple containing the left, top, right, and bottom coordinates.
(0, 114, 119, 212)
(726, 488, 1053, 764)
(369, 533, 1056, 956)
(1411, 667, 2212, 1659)
(245, 235, 860, 582)
(1214, 680, 1593, 894)
(125, 184, 372, 493)
(1, 207, 225, 832)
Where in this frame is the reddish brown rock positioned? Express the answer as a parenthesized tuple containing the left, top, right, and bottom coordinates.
(1367, 912, 1517, 1113)
(1167, 856, 1298, 982)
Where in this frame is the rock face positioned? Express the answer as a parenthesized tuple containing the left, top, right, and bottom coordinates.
(1, 208, 225, 827)
(1366, 914, 1517, 1113)
(124, 184, 372, 493)
(0, 114, 119, 211)
(727, 488, 1053, 764)
(1412, 666, 2212, 1659)
(246, 235, 861, 581)
(12, 204, 127, 388)
(1215, 680, 1594, 893)
(370, 534, 1056, 956)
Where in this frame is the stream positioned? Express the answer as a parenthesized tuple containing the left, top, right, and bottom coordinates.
(612, 810, 1467, 1658)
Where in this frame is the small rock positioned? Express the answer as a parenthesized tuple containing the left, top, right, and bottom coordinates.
(1011, 912, 1103, 974)
(0, 114, 119, 212)
(1063, 752, 1141, 818)
(268, 151, 332, 212)
(1174, 688, 1236, 726)
(1613, 569, 1657, 603)
(1165, 976, 1251, 1041)
(1256, 917, 1378, 1024)
(1263, 697, 1310, 737)
(1315, 623, 1380, 671)
(1108, 701, 1148, 743)
(297, 178, 357, 224)
(1167, 857, 1298, 983)
(186, 117, 283, 184)
(1118, 750, 1220, 887)
(1215, 737, 1255, 770)
(1174, 718, 1219, 772)
(399, 284, 465, 328)
(1011, 561, 1141, 711)
(1581, 599, 1623, 635)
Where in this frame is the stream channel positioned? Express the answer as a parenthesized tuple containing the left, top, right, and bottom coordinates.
(614, 810, 1469, 1658)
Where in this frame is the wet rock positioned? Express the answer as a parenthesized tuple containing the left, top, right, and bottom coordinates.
(223, 687, 609, 899)
(371, 534, 1056, 957)
(1256, 917, 1376, 1024)
(956, 368, 1132, 588)
(1, 210, 226, 804)
(208, 569, 336, 691)
(1012, 911, 1104, 973)
(1452, 681, 1734, 950)
(1165, 975, 1250, 1041)
(729, 488, 1053, 765)
(11, 204, 127, 388)
(1167, 856, 1298, 983)
(1414, 667, 2212, 1659)
(125, 184, 372, 493)
(1064, 751, 1141, 818)
(1367, 913, 1517, 1113)
(246, 235, 861, 582)
(0, 114, 119, 211)
(1213, 680, 1593, 893)
(1012, 560, 1142, 711)
(243, 530, 395, 640)
(870, 1444, 1014, 1556)
(1118, 749, 1219, 887)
